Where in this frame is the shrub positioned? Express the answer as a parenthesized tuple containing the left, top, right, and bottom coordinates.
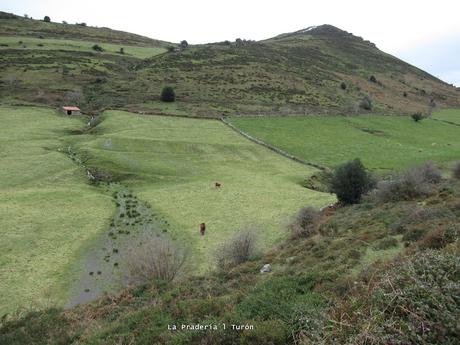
(359, 96, 372, 110)
(43, 16, 51, 22)
(374, 162, 442, 203)
(403, 91, 408, 97)
(411, 112, 423, 122)
(160, 86, 175, 102)
(125, 233, 187, 284)
(323, 250, 460, 345)
(290, 207, 320, 238)
(92, 44, 104, 52)
(330, 159, 375, 204)
(369, 75, 377, 83)
(119, 47, 124, 54)
(216, 230, 258, 268)
(340, 82, 347, 90)
(452, 161, 460, 180)
(180, 40, 188, 49)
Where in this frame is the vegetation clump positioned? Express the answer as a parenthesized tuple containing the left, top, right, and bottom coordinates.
(43, 16, 50, 22)
(216, 230, 258, 268)
(374, 162, 442, 203)
(323, 250, 460, 345)
(160, 86, 175, 102)
(359, 95, 372, 110)
(411, 112, 424, 122)
(452, 161, 460, 180)
(126, 234, 187, 284)
(92, 44, 103, 52)
(330, 159, 375, 204)
(290, 206, 320, 238)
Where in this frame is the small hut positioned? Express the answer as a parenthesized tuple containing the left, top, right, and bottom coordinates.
(62, 106, 81, 115)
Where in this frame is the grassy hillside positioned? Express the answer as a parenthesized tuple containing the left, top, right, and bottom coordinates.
(0, 11, 170, 47)
(228, 111, 460, 173)
(1, 170, 458, 345)
(74, 111, 335, 270)
(433, 108, 460, 125)
(0, 106, 333, 314)
(0, 106, 113, 315)
(1, 12, 458, 116)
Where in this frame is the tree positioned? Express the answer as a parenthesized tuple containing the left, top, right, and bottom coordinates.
(161, 86, 175, 102)
(180, 40, 188, 49)
(330, 159, 374, 204)
(411, 113, 423, 122)
(43, 16, 51, 22)
(92, 44, 104, 52)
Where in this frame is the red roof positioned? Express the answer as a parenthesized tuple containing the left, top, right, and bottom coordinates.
(62, 106, 80, 111)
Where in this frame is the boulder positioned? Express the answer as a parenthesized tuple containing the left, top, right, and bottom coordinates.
(260, 264, 271, 273)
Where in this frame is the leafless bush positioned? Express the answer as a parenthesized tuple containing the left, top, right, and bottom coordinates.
(453, 161, 460, 180)
(125, 233, 187, 285)
(216, 230, 258, 268)
(290, 206, 320, 239)
(373, 162, 442, 203)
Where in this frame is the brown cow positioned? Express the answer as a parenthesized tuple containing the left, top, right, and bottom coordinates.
(200, 223, 206, 236)
(215, 182, 222, 188)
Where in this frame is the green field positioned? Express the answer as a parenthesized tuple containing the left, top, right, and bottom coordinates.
(0, 36, 166, 59)
(0, 106, 113, 315)
(433, 108, 460, 125)
(0, 107, 334, 314)
(75, 111, 334, 269)
(229, 111, 460, 173)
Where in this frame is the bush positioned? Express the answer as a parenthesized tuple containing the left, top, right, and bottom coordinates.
(160, 86, 175, 102)
(403, 91, 408, 97)
(92, 44, 104, 52)
(452, 161, 460, 180)
(369, 75, 377, 83)
(323, 251, 460, 345)
(290, 207, 320, 238)
(119, 47, 124, 54)
(216, 230, 258, 268)
(43, 16, 50, 22)
(180, 40, 188, 49)
(340, 82, 347, 90)
(125, 233, 187, 284)
(411, 112, 423, 122)
(330, 159, 375, 204)
(374, 162, 442, 203)
(359, 96, 372, 110)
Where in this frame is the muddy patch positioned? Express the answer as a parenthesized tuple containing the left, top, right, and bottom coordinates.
(66, 183, 170, 308)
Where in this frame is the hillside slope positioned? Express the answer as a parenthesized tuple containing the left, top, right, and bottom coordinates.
(1, 173, 458, 344)
(0, 13, 458, 115)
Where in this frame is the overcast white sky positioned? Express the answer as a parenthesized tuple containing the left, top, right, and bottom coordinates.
(2, 0, 460, 85)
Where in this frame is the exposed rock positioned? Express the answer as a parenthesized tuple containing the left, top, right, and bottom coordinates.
(260, 264, 271, 273)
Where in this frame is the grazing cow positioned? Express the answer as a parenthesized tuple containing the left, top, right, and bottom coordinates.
(200, 223, 206, 236)
(215, 182, 222, 188)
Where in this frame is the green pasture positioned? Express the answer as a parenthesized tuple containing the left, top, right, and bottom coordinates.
(432, 108, 460, 125)
(75, 111, 334, 270)
(0, 106, 113, 315)
(0, 107, 334, 314)
(0, 36, 166, 59)
(228, 112, 460, 173)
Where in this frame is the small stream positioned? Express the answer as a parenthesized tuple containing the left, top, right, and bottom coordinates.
(61, 145, 171, 307)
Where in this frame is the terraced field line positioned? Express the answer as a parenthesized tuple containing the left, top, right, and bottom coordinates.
(220, 117, 329, 171)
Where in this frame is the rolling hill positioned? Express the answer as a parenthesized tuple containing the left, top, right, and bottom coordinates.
(1, 11, 458, 115)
